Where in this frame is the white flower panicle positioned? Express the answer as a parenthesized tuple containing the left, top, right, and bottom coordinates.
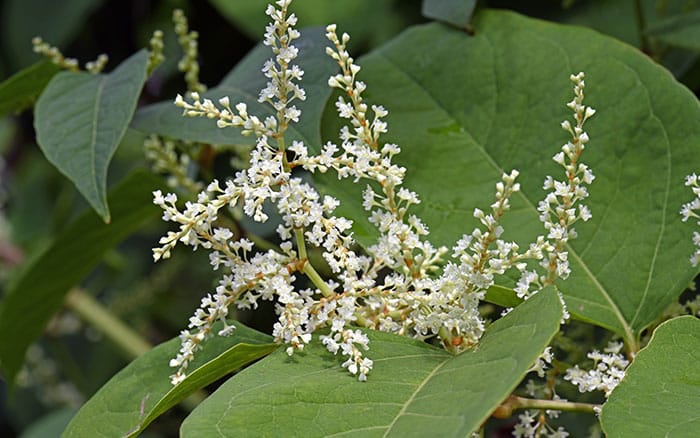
(159, 0, 376, 383)
(416, 171, 544, 352)
(516, 72, 595, 301)
(564, 341, 628, 397)
(174, 0, 304, 138)
(680, 173, 700, 266)
(155, 0, 598, 385)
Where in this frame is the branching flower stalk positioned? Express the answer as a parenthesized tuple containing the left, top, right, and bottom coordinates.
(155, 0, 597, 385)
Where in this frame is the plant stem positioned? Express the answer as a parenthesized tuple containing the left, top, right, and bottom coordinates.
(65, 288, 151, 358)
(294, 228, 308, 261)
(303, 261, 334, 298)
(279, 131, 333, 299)
(294, 227, 334, 297)
(502, 395, 599, 415)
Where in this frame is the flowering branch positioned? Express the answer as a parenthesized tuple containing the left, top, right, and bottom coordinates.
(155, 0, 599, 389)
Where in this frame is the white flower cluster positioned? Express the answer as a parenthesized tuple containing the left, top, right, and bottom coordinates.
(413, 171, 545, 351)
(161, 0, 381, 384)
(515, 73, 595, 317)
(155, 0, 597, 384)
(680, 173, 700, 266)
(564, 341, 628, 397)
(530, 346, 554, 378)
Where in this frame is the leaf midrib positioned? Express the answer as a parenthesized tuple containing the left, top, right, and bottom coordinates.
(381, 358, 449, 437)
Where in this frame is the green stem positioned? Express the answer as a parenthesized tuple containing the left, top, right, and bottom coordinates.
(302, 262, 334, 298)
(507, 395, 599, 414)
(65, 288, 151, 359)
(294, 228, 308, 261)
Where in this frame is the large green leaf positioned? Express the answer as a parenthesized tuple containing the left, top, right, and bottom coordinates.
(0, 60, 59, 117)
(601, 316, 700, 437)
(34, 50, 149, 222)
(0, 170, 163, 383)
(64, 322, 277, 438)
(316, 10, 700, 348)
(180, 287, 562, 437)
(131, 28, 337, 148)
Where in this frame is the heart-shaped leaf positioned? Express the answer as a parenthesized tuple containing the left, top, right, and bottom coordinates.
(64, 322, 277, 438)
(131, 28, 337, 148)
(600, 316, 700, 437)
(316, 10, 700, 349)
(180, 287, 562, 437)
(34, 49, 149, 222)
(0, 170, 162, 383)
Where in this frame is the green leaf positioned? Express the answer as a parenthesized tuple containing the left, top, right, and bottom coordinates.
(131, 28, 337, 148)
(0, 61, 59, 117)
(316, 10, 700, 347)
(600, 316, 700, 437)
(484, 285, 523, 308)
(180, 288, 562, 437)
(646, 10, 700, 51)
(64, 322, 277, 438)
(34, 50, 149, 222)
(421, 0, 476, 28)
(0, 170, 163, 383)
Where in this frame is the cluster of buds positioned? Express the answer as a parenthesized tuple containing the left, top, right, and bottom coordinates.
(32, 36, 108, 73)
(173, 9, 206, 94)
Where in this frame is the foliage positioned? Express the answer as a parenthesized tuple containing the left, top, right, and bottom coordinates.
(0, 0, 699, 436)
